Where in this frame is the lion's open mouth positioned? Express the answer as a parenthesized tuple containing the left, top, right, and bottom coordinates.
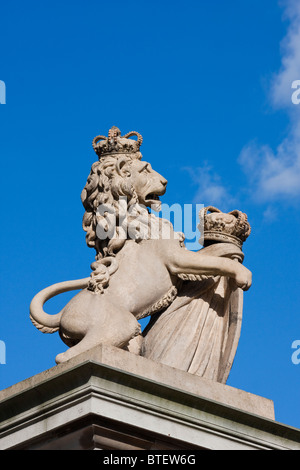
(144, 190, 165, 211)
(145, 193, 161, 202)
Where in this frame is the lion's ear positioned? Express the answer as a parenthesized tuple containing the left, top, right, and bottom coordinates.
(116, 157, 131, 177)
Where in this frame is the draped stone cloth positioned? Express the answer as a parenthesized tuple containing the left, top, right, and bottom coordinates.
(141, 243, 244, 384)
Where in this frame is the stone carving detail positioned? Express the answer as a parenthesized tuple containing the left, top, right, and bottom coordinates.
(137, 286, 178, 321)
(201, 206, 251, 248)
(92, 127, 143, 157)
(141, 226, 250, 383)
(30, 126, 252, 383)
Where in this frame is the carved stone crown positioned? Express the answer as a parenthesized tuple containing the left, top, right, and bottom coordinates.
(200, 206, 251, 248)
(92, 126, 143, 158)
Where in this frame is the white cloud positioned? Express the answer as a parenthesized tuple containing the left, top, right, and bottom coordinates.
(239, 125, 300, 201)
(262, 205, 278, 223)
(239, 0, 300, 203)
(183, 165, 237, 210)
(185, 1, 300, 212)
(271, 0, 300, 108)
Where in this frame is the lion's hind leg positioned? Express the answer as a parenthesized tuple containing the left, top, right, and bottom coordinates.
(55, 304, 141, 364)
(55, 332, 102, 364)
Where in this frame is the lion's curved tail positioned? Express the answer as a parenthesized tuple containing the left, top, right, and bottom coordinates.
(29, 278, 90, 334)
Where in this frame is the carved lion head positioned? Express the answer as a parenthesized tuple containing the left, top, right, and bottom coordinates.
(81, 154, 167, 259)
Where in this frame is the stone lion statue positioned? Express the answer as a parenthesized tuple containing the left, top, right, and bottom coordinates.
(30, 126, 252, 370)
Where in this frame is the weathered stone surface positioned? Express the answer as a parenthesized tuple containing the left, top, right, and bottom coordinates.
(1, 346, 300, 450)
(29, 126, 252, 385)
(0, 344, 273, 419)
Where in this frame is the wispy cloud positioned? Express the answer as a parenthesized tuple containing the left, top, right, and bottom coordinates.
(239, 127, 300, 202)
(183, 165, 237, 210)
(184, 1, 300, 219)
(271, 0, 300, 108)
(239, 0, 300, 203)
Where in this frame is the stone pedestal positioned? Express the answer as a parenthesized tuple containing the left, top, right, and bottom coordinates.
(0, 345, 300, 450)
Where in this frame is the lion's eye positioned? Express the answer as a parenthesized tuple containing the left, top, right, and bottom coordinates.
(139, 163, 151, 174)
(141, 164, 151, 173)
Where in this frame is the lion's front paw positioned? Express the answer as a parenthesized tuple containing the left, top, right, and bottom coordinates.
(234, 266, 252, 291)
(55, 352, 67, 364)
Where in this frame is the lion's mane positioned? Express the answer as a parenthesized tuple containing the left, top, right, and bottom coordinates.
(81, 155, 140, 256)
(81, 155, 141, 293)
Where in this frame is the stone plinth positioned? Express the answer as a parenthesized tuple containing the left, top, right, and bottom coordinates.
(0, 345, 300, 450)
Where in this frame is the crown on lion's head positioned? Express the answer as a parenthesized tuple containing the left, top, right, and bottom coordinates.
(92, 126, 143, 159)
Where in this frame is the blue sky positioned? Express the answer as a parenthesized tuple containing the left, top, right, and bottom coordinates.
(1, 0, 300, 430)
